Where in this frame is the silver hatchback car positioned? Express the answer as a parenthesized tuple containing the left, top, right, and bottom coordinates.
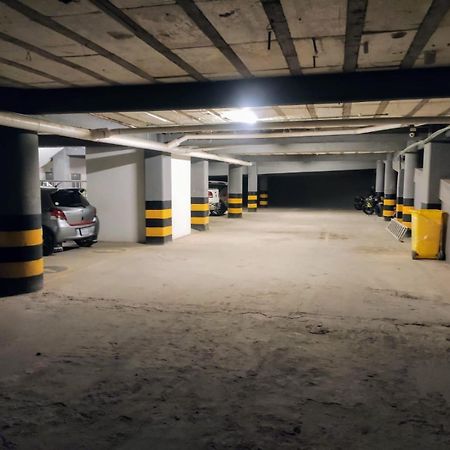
(41, 188, 99, 255)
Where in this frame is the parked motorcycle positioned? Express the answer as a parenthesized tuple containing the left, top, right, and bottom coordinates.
(353, 196, 365, 210)
(362, 195, 383, 216)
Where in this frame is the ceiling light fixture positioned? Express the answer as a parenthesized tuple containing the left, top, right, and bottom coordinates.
(222, 108, 258, 124)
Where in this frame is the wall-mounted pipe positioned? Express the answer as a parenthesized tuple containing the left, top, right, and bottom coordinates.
(166, 123, 408, 149)
(0, 111, 252, 166)
(398, 125, 450, 155)
(101, 116, 450, 135)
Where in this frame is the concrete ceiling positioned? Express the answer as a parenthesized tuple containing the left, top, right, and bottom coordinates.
(1, 0, 449, 85)
(1, 0, 449, 126)
(90, 98, 450, 128)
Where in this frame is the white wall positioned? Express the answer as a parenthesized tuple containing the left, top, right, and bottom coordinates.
(86, 147, 145, 243)
(171, 156, 191, 240)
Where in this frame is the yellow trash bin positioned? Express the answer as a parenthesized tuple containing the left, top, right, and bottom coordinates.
(411, 209, 446, 260)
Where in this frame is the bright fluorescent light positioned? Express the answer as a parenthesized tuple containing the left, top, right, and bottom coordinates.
(144, 112, 171, 123)
(222, 108, 258, 124)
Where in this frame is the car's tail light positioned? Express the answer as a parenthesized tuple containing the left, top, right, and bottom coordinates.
(208, 191, 213, 198)
(50, 208, 67, 221)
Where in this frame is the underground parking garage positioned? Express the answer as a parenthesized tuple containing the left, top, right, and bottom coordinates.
(1, 0, 450, 448)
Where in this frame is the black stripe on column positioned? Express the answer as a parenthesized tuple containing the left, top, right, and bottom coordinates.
(145, 200, 172, 210)
(191, 197, 208, 204)
(421, 202, 441, 209)
(403, 198, 414, 206)
(0, 214, 42, 231)
(146, 218, 172, 227)
(0, 245, 42, 263)
(0, 275, 43, 298)
(191, 210, 209, 217)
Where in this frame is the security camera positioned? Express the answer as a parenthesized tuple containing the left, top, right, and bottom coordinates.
(409, 126, 416, 138)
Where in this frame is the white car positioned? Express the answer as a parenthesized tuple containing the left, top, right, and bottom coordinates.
(208, 181, 228, 216)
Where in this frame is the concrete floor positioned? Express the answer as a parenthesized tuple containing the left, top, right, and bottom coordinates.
(1, 209, 450, 449)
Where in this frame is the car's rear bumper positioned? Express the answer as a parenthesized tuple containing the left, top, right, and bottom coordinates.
(55, 218, 99, 243)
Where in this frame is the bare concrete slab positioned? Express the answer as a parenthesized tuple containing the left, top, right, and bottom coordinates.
(1, 209, 449, 449)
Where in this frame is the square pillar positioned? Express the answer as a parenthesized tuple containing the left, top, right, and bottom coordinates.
(396, 157, 404, 222)
(191, 159, 209, 231)
(402, 152, 417, 233)
(145, 153, 172, 244)
(259, 175, 268, 207)
(375, 160, 385, 196)
(383, 154, 396, 221)
(247, 164, 258, 212)
(228, 164, 243, 218)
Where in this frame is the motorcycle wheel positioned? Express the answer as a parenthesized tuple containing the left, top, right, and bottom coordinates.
(363, 207, 375, 215)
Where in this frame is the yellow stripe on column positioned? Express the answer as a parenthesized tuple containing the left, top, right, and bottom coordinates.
(248, 203, 257, 209)
(228, 207, 243, 214)
(191, 203, 209, 212)
(0, 259, 44, 278)
(146, 226, 172, 237)
(248, 195, 257, 201)
(145, 209, 172, 219)
(0, 229, 42, 247)
(260, 193, 268, 199)
(260, 200, 268, 206)
(384, 199, 396, 206)
(192, 217, 209, 225)
(228, 198, 242, 204)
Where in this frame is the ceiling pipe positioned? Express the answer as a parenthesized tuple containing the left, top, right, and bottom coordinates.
(166, 123, 409, 149)
(0, 111, 252, 166)
(398, 125, 450, 155)
(101, 116, 450, 135)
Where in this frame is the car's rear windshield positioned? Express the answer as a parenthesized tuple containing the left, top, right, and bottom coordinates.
(51, 190, 89, 208)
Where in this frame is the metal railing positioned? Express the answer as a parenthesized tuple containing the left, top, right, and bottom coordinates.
(40, 180, 87, 189)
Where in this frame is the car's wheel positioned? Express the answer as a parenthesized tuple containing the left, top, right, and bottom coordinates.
(42, 227, 55, 256)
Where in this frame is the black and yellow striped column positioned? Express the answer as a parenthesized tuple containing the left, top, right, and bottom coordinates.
(228, 164, 243, 219)
(191, 160, 209, 231)
(191, 197, 209, 230)
(0, 216, 43, 297)
(383, 154, 396, 221)
(402, 198, 414, 232)
(259, 192, 268, 207)
(145, 154, 172, 245)
(145, 201, 172, 244)
(0, 128, 43, 297)
(248, 192, 258, 212)
(247, 164, 258, 212)
(383, 194, 396, 220)
(395, 161, 404, 222)
(228, 194, 243, 218)
(396, 196, 403, 221)
(402, 152, 417, 237)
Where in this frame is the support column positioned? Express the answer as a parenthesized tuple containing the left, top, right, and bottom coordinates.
(228, 164, 243, 218)
(0, 127, 43, 297)
(190, 159, 209, 231)
(247, 164, 258, 212)
(375, 160, 385, 196)
(396, 157, 404, 222)
(259, 175, 268, 207)
(383, 154, 396, 221)
(402, 152, 417, 234)
(145, 154, 172, 244)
